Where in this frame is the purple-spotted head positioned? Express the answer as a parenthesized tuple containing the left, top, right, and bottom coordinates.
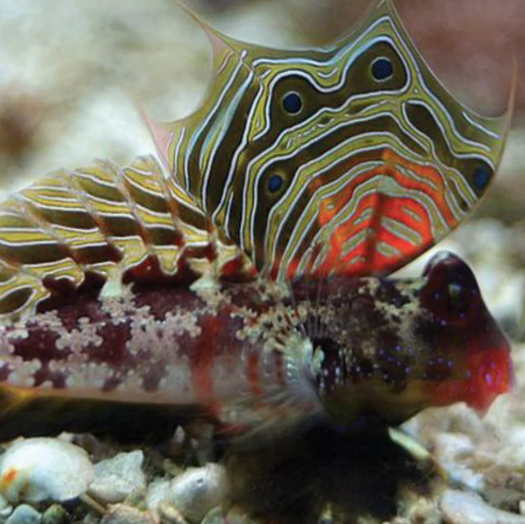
(418, 251, 513, 413)
(304, 251, 513, 426)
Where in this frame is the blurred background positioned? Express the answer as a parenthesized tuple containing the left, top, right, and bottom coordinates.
(0, 0, 524, 335)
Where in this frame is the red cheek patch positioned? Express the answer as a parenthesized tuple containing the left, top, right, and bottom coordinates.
(426, 347, 513, 413)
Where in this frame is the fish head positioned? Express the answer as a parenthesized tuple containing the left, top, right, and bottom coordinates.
(417, 251, 513, 412)
(307, 251, 512, 426)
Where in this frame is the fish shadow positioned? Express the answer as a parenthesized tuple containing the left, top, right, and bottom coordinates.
(224, 421, 434, 524)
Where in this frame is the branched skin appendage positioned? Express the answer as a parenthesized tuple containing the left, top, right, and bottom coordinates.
(0, 251, 511, 436)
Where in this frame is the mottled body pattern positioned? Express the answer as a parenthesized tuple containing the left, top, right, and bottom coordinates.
(0, 252, 512, 433)
(0, 0, 514, 434)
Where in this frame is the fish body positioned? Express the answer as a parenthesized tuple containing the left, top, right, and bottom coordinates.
(0, 252, 512, 436)
(0, 0, 514, 436)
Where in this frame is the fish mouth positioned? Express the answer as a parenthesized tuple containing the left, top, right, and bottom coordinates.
(462, 344, 514, 412)
(426, 340, 514, 413)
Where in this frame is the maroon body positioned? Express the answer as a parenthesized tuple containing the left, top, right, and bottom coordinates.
(0, 252, 513, 436)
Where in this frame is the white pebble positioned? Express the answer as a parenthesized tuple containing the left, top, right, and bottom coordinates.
(202, 507, 254, 524)
(101, 504, 154, 524)
(433, 432, 474, 461)
(441, 490, 525, 524)
(89, 451, 146, 503)
(0, 438, 94, 503)
(145, 480, 171, 518)
(0, 492, 13, 517)
(201, 507, 225, 524)
(432, 433, 484, 491)
(5, 504, 41, 524)
(147, 464, 228, 523)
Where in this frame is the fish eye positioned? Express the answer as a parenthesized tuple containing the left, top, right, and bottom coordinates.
(282, 91, 303, 115)
(371, 57, 394, 82)
(473, 165, 492, 191)
(445, 281, 471, 318)
(267, 173, 284, 194)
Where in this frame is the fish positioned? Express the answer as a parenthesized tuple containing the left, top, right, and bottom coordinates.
(0, 248, 512, 440)
(0, 0, 514, 438)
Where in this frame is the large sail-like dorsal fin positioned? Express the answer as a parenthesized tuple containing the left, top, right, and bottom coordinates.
(144, 0, 274, 178)
(299, 0, 516, 280)
(147, 0, 515, 281)
(282, 0, 515, 280)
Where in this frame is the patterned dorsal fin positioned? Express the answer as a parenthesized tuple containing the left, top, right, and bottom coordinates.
(0, 0, 513, 321)
(150, 0, 512, 280)
(0, 156, 251, 322)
